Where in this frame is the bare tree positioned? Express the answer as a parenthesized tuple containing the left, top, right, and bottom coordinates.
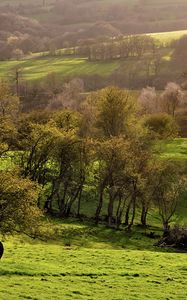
(138, 86, 158, 114)
(160, 82, 184, 117)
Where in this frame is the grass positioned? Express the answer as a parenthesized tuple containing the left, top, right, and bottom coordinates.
(158, 138, 187, 160)
(0, 57, 120, 81)
(148, 30, 187, 44)
(1, 228, 187, 300)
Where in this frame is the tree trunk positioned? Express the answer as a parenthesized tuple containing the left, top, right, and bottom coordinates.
(116, 195, 122, 229)
(124, 201, 131, 226)
(65, 186, 82, 217)
(77, 189, 82, 217)
(128, 196, 136, 230)
(141, 205, 148, 227)
(163, 220, 170, 236)
(95, 185, 105, 224)
(108, 193, 114, 227)
(59, 184, 68, 217)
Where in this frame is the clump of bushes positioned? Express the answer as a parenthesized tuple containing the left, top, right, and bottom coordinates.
(157, 225, 187, 250)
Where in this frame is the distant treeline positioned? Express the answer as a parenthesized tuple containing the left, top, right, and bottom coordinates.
(76, 35, 157, 61)
(1, 0, 187, 60)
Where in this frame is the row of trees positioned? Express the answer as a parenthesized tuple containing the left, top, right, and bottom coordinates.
(76, 36, 158, 61)
(0, 82, 186, 236)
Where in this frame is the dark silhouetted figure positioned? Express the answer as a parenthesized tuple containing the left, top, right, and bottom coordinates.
(0, 242, 4, 259)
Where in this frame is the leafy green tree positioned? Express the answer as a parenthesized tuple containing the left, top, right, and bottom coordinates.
(138, 160, 160, 227)
(94, 138, 131, 225)
(47, 131, 90, 217)
(0, 81, 20, 157)
(0, 170, 42, 235)
(90, 86, 153, 227)
(95, 86, 136, 138)
(18, 123, 61, 184)
(93, 133, 153, 228)
(152, 161, 186, 232)
(50, 109, 81, 134)
(143, 113, 178, 139)
(0, 81, 20, 118)
(0, 117, 17, 157)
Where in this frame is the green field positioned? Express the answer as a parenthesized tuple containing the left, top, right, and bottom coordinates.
(0, 57, 120, 81)
(148, 30, 187, 44)
(1, 226, 187, 300)
(158, 138, 187, 160)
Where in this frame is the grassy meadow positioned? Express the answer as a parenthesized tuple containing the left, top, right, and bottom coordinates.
(0, 57, 120, 81)
(1, 242, 187, 300)
(158, 138, 187, 160)
(148, 30, 187, 44)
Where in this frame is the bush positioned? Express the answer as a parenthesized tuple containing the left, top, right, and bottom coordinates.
(157, 225, 187, 250)
(0, 170, 42, 235)
(144, 113, 178, 139)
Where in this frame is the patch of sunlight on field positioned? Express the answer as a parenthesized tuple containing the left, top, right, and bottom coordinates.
(158, 138, 187, 160)
(162, 50, 173, 61)
(148, 30, 187, 43)
(0, 58, 120, 81)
